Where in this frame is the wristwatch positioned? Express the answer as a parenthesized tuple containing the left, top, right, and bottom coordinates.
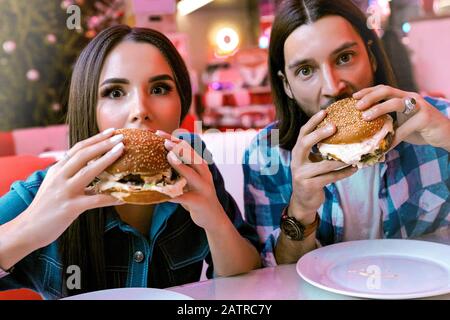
(280, 206, 320, 241)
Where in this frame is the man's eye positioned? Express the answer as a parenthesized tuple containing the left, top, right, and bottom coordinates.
(337, 53, 353, 65)
(298, 66, 313, 78)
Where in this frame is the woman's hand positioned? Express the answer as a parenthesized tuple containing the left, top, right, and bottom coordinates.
(354, 85, 450, 150)
(154, 131, 261, 276)
(20, 128, 125, 248)
(289, 110, 358, 224)
(155, 131, 226, 231)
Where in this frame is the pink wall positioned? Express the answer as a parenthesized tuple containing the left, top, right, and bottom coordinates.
(132, 0, 176, 15)
(408, 17, 450, 98)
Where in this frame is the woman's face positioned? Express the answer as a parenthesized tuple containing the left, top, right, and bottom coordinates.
(96, 41, 182, 134)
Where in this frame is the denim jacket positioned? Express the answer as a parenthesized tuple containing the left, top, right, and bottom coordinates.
(0, 134, 259, 299)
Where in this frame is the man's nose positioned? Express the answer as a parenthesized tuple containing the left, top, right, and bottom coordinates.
(321, 64, 346, 98)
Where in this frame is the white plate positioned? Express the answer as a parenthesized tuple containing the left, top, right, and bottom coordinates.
(62, 288, 193, 300)
(296, 239, 450, 299)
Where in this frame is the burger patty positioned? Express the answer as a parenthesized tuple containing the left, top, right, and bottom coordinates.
(118, 169, 180, 186)
(360, 132, 394, 163)
(119, 174, 144, 185)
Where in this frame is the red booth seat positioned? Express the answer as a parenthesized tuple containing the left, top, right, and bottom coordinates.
(0, 131, 15, 157)
(0, 289, 43, 300)
(0, 155, 56, 196)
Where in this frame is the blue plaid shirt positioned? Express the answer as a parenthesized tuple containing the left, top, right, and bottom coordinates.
(243, 97, 450, 266)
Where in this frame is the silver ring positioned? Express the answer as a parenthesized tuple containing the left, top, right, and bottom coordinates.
(403, 97, 417, 115)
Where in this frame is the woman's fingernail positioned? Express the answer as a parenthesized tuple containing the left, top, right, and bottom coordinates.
(109, 142, 124, 154)
(155, 130, 166, 136)
(164, 139, 175, 149)
(110, 134, 124, 143)
(325, 124, 334, 132)
(362, 111, 372, 120)
(102, 128, 115, 135)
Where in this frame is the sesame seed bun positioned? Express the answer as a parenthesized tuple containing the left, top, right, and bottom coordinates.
(95, 128, 186, 205)
(316, 97, 387, 144)
(105, 128, 171, 176)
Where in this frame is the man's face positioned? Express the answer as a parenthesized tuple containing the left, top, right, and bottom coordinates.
(282, 15, 375, 117)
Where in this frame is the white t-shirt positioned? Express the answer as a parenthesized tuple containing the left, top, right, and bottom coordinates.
(334, 164, 384, 241)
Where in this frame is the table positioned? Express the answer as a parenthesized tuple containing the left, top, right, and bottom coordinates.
(168, 229, 450, 300)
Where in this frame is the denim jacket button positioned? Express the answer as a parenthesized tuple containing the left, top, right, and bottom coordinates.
(133, 251, 145, 263)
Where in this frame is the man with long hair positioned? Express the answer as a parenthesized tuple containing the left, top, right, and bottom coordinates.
(243, 0, 450, 266)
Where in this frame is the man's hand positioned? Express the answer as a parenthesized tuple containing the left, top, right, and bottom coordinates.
(275, 110, 358, 265)
(289, 110, 358, 224)
(354, 85, 450, 151)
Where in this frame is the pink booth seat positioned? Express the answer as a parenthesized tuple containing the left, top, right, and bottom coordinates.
(9, 121, 195, 157)
(11, 124, 69, 156)
(0, 155, 56, 197)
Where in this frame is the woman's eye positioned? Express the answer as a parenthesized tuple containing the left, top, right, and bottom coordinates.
(101, 87, 125, 99)
(151, 84, 172, 95)
(109, 89, 124, 99)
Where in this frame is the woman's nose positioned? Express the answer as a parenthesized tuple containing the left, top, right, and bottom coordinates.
(129, 93, 153, 123)
(130, 112, 151, 122)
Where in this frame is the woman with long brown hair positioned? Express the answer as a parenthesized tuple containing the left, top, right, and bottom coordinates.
(0, 25, 260, 299)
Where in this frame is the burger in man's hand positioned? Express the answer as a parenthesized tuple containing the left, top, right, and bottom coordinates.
(316, 97, 395, 168)
(92, 128, 187, 204)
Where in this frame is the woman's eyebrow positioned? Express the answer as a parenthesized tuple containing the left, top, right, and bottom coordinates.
(100, 74, 174, 86)
(149, 74, 174, 83)
(100, 78, 129, 86)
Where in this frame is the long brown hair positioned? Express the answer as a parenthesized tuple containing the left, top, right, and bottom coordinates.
(269, 0, 397, 150)
(61, 25, 192, 295)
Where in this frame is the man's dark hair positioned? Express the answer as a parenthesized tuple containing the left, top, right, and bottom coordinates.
(269, 0, 397, 150)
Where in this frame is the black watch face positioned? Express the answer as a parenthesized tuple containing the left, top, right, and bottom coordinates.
(282, 218, 304, 240)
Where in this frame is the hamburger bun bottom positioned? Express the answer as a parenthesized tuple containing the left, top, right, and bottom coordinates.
(107, 189, 172, 205)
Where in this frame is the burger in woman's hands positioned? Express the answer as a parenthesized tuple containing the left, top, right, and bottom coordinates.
(92, 128, 187, 204)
